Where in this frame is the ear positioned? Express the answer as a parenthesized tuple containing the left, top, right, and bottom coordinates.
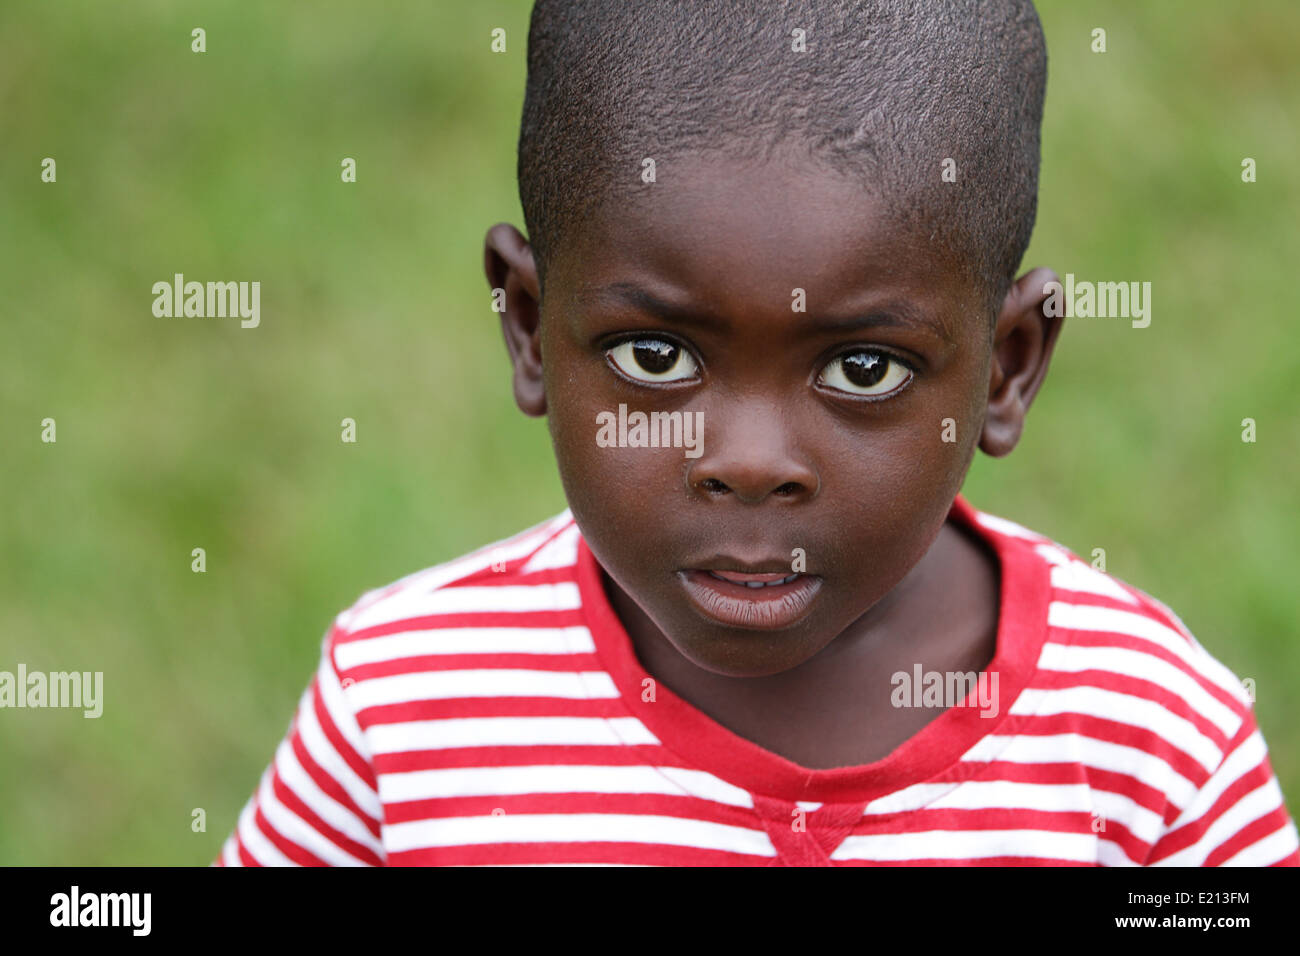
(484, 223, 546, 416)
(979, 266, 1064, 457)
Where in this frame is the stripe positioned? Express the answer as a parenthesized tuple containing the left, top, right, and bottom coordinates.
(1036, 642, 1239, 737)
(962, 733, 1199, 810)
(273, 734, 384, 854)
(235, 785, 294, 866)
(366, 715, 659, 755)
(1218, 821, 1300, 866)
(294, 684, 384, 823)
(383, 812, 776, 856)
(832, 828, 1096, 863)
(346, 584, 581, 634)
(378, 763, 753, 808)
(1011, 686, 1223, 772)
(1047, 602, 1251, 707)
(345, 669, 619, 710)
(1049, 562, 1139, 605)
(334, 625, 595, 670)
(520, 524, 582, 573)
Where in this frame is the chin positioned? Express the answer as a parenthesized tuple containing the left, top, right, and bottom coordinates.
(666, 627, 829, 679)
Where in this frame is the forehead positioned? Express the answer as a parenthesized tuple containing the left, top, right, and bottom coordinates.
(550, 151, 981, 338)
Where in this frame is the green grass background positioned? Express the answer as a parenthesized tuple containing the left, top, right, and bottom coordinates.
(0, 0, 1295, 864)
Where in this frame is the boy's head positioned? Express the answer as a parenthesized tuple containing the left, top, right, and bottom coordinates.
(518, 0, 1047, 315)
(486, 0, 1063, 678)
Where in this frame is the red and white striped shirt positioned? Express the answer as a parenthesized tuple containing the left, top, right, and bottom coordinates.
(216, 496, 1300, 866)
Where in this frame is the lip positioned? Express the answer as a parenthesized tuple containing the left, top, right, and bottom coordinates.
(677, 567, 823, 630)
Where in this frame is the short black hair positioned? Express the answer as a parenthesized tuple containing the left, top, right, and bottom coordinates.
(518, 0, 1047, 314)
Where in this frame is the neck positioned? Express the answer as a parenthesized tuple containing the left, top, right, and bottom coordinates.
(603, 515, 1001, 768)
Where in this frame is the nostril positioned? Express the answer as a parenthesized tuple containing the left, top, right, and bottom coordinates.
(774, 482, 801, 496)
(701, 478, 729, 495)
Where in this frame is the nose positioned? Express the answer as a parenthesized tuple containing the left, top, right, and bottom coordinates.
(686, 400, 820, 504)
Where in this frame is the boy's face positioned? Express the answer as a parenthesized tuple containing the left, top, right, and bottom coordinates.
(490, 152, 1058, 678)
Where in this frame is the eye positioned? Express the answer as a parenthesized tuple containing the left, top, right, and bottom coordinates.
(606, 337, 699, 383)
(818, 350, 913, 397)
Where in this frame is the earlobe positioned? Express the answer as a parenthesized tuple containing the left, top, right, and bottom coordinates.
(979, 267, 1064, 458)
(483, 223, 546, 417)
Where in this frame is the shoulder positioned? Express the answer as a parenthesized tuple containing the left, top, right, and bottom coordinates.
(967, 502, 1258, 789)
(304, 509, 606, 787)
(965, 504, 1300, 864)
(308, 509, 590, 759)
(314, 512, 585, 691)
(322, 510, 583, 668)
(969, 501, 1253, 713)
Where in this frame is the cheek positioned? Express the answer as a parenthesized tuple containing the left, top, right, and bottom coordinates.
(811, 408, 968, 575)
(542, 338, 601, 469)
(543, 354, 675, 545)
(546, 392, 608, 518)
(914, 356, 990, 481)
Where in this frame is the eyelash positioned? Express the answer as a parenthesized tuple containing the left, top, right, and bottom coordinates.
(601, 334, 917, 399)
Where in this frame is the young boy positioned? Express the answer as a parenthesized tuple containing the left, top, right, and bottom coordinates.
(216, 0, 1299, 866)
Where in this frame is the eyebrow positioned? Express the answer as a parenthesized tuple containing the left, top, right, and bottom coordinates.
(576, 281, 954, 342)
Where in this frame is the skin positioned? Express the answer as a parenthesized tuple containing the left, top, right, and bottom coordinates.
(484, 152, 1063, 769)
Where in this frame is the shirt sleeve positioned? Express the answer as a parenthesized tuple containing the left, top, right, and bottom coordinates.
(213, 623, 386, 866)
(1147, 710, 1300, 866)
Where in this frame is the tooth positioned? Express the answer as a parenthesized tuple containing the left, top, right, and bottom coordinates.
(745, 581, 763, 588)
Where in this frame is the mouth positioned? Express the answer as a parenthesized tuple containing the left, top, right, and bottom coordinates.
(677, 565, 823, 630)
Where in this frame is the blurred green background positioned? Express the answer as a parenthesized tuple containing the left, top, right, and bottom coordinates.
(1, 0, 1295, 864)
